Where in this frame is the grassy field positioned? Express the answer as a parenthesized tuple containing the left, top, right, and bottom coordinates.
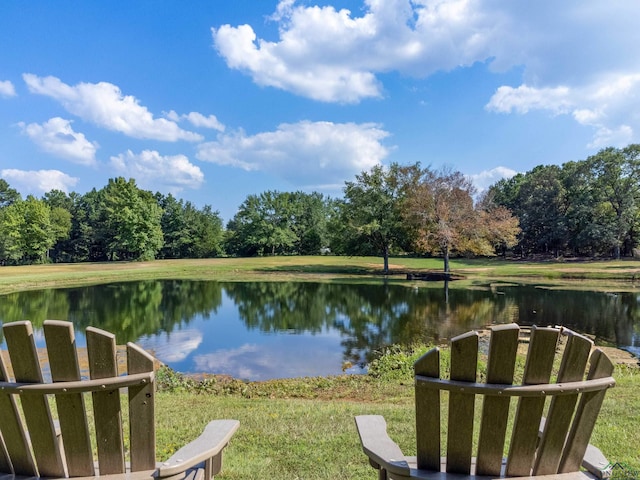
(2, 255, 640, 294)
(2, 257, 640, 478)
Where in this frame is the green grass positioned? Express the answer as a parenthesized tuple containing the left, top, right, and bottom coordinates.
(153, 361, 640, 479)
(2, 255, 640, 295)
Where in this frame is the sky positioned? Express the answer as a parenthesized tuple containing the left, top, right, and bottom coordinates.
(1, 1, 640, 222)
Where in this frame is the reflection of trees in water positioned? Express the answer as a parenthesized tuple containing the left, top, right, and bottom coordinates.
(0, 289, 72, 343)
(223, 282, 520, 368)
(0, 281, 223, 344)
(498, 286, 639, 347)
(1, 281, 638, 366)
(224, 282, 331, 333)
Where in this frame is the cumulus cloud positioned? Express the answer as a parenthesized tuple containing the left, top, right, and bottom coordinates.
(196, 120, 390, 188)
(486, 85, 573, 115)
(213, 1, 640, 146)
(487, 73, 640, 148)
(23, 74, 202, 142)
(212, 0, 504, 102)
(468, 166, 518, 193)
(110, 149, 204, 193)
(1, 169, 78, 193)
(165, 110, 225, 132)
(19, 117, 98, 165)
(0, 80, 16, 97)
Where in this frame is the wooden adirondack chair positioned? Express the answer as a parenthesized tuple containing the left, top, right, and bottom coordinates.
(0, 320, 239, 480)
(355, 324, 616, 479)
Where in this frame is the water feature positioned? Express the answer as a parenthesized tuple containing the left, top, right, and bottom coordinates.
(0, 280, 638, 380)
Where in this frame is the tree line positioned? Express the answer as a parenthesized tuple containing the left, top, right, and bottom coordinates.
(2, 144, 638, 269)
(0, 177, 223, 264)
(488, 144, 640, 259)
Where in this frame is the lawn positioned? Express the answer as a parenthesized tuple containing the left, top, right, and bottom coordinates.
(2, 255, 640, 295)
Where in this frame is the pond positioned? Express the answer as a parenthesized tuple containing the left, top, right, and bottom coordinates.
(0, 280, 639, 380)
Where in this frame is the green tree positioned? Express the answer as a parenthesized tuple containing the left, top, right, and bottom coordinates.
(43, 190, 73, 262)
(186, 203, 224, 257)
(0, 179, 20, 208)
(96, 178, 164, 261)
(586, 145, 640, 258)
(0, 201, 24, 263)
(225, 190, 327, 256)
(341, 163, 414, 273)
(518, 165, 568, 256)
(0, 196, 57, 264)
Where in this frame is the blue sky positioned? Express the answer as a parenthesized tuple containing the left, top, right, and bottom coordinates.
(1, 1, 639, 222)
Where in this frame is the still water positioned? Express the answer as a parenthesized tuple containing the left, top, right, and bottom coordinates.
(1, 280, 638, 380)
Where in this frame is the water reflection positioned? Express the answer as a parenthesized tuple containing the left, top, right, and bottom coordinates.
(0, 281, 638, 380)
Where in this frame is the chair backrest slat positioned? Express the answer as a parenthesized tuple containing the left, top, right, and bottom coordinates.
(533, 331, 593, 475)
(559, 348, 615, 473)
(4, 321, 66, 478)
(505, 326, 560, 476)
(445, 331, 478, 475)
(44, 320, 95, 477)
(410, 324, 614, 478)
(127, 343, 156, 472)
(414, 348, 440, 470)
(86, 327, 125, 475)
(476, 323, 520, 476)
(0, 350, 36, 476)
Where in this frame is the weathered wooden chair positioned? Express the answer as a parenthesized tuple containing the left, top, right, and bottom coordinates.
(355, 324, 616, 479)
(0, 320, 239, 480)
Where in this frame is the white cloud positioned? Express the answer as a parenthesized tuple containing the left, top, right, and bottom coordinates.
(486, 73, 640, 148)
(110, 149, 204, 193)
(213, 1, 640, 146)
(0, 80, 16, 97)
(23, 74, 202, 142)
(468, 166, 518, 193)
(485, 85, 573, 115)
(196, 120, 390, 187)
(165, 110, 225, 131)
(1, 169, 78, 193)
(211, 0, 503, 102)
(19, 117, 98, 165)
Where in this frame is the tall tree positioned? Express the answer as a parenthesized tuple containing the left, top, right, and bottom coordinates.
(586, 145, 640, 258)
(43, 190, 73, 262)
(225, 190, 328, 257)
(517, 165, 568, 256)
(0, 196, 57, 264)
(403, 166, 519, 272)
(96, 178, 164, 261)
(341, 163, 414, 273)
(0, 179, 20, 208)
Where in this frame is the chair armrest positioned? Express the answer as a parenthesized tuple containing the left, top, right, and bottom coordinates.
(157, 419, 240, 478)
(354, 415, 411, 477)
(582, 444, 612, 479)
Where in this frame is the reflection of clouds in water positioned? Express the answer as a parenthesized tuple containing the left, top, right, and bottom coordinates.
(137, 329, 202, 363)
(194, 338, 344, 381)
